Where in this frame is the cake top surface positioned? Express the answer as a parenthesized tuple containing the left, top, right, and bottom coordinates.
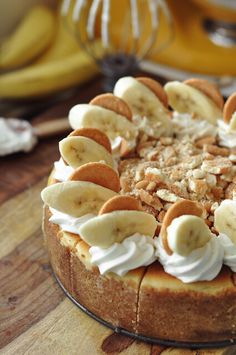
(41, 76, 236, 283)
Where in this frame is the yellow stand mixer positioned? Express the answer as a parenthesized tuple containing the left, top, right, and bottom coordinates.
(63, 0, 236, 95)
(149, 0, 236, 76)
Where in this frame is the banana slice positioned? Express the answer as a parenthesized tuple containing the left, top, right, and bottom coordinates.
(69, 104, 138, 146)
(69, 127, 112, 153)
(160, 199, 204, 255)
(79, 210, 157, 248)
(164, 81, 222, 125)
(41, 181, 117, 217)
(214, 200, 236, 244)
(167, 215, 212, 256)
(59, 136, 113, 169)
(185, 78, 224, 110)
(113, 76, 172, 137)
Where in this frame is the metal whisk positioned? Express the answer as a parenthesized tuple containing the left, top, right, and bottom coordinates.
(61, 0, 174, 89)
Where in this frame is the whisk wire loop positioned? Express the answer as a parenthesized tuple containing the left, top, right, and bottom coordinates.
(61, 0, 174, 89)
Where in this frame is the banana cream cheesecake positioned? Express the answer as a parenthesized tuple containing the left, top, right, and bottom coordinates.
(42, 77, 236, 344)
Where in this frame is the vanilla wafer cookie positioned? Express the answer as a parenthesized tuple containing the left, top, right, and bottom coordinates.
(99, 195, 142, 215)
(69, 162, 120, 193)
(160, 199, 204, 255)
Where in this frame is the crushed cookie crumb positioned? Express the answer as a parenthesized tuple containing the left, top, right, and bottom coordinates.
(135, 180, 149, 189)
(195, 136, 216, 148)
(119, 130, 236, 221)
(156, 189, 180, 203)
(139, 189, 163, 211)
(201, 158, 232, 175)
(203, 144, 230, 157)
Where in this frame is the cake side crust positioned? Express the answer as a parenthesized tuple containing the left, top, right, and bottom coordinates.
(137, 262, 236, 342)
(44, 206, 236, 342)
(43, 206, 145, 332)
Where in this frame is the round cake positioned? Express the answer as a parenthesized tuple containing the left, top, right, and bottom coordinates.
(41, 76, 236, 345)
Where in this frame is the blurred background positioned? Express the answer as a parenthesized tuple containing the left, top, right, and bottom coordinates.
(1, 0, 236, 117)
(0, 0, 56, 40)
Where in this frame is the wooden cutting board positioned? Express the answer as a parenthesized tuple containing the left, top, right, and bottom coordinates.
(0, 80, 235, 355)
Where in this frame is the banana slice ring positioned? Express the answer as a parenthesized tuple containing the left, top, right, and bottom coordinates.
(99, 195, 142, 215)
(69, 104, 138, 145)
(223, 92, 236, 123)
(184, 78, 224, 110)
(69, 127, 112, 153)
(69, 162, 120, 193)
(164, 80, 222, 124)
(41, 180, 117, 217)
(59, 136, 113, 169)
(114, 76, 172, 138)
(137, 77, 168, 108)
(90, 93, 132, 122)
(160, 199, 203, 255)
(79, 209, 158, 248)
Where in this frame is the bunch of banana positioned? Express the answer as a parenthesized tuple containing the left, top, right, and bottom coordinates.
(0, 5, 100, 99)
(0, 6, 56, 70)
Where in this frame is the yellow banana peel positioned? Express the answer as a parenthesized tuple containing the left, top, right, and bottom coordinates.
(35, 15, 81, 64)
(0, 48, 100, 99)
(0, 6, 56, 70)
(0, 4, 101, 99)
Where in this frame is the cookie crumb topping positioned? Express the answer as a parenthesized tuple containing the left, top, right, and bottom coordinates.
(120, 132, 236, 234)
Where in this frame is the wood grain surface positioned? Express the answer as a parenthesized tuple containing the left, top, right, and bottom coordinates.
(0, 78, 236, 355)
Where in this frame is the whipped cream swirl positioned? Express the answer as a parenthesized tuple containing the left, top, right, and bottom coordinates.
(218, 233, 236, 272)
(89, 234, 156, 276)
(172, 112, 217, 141)
(49, 208, 95, 234)
(217, 119, 236, 148)
(0, 118, 37, 156)
(133, 115, 159, 137)
(53, 158, 74, 182)
(133, 114, 173, 138)
(155, 236, 224, 283)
